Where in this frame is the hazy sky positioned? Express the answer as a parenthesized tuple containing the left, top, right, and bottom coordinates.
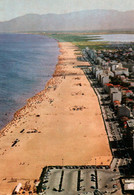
(0, 0, 134, 21)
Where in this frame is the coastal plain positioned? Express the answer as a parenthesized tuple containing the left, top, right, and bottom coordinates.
(0, 42, 112, 194)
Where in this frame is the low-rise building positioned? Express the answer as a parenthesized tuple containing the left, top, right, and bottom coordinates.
(111, 91, 122, 103)
(114, 68, 129, 77)
(114, 69, 123, 76)
(122, 90, 133, 97)
(96, 69, 103, 78)
(101, 75, 109, 86)
(104, 83, 114, 93)
(111, 64, 118, 71)
(117, 62, 123, 69)
(97, 72, 105, 82)
(110, 88, 120, 98)
(108, 71, 114, 77)
(124, 178, 134, 192)
(96, 57, 103, 65)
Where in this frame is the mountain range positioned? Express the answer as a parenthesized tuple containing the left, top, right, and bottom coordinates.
(0, 9, 134, 32)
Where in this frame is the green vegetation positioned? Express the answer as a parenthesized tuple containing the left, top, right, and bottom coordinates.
(73, 41, 108, 50)
(47, 33, 109, 51)
(47, 33, 101, 42)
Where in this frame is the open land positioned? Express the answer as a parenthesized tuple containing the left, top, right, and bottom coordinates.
(47, 33, 109, 50)
(0, 41, 112, 194)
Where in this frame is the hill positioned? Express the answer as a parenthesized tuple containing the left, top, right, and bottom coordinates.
(0, 10, 134, 32)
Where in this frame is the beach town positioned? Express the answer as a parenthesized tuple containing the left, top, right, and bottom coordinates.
(0, 41, 112, 195)
(1, 0, 134, 194)
(37, 43, 134, 195)
(0, 38, 132, 195)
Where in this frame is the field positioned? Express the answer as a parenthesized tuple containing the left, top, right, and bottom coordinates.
(46, 33, 108, 50)
(34, 31, 134, 51)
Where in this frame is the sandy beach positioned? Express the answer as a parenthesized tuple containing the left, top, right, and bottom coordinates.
(0, 42, 112, 194)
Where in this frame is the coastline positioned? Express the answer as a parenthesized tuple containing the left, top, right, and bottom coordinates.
(0, 39, 60, 136)
(0, 41, 112, 194)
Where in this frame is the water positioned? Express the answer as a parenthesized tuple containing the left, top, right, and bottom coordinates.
(86, 34, 134, 42)
(0, 33, 60, 129)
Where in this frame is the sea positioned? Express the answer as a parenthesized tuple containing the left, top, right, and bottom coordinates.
(0, 33, 60, 129)
(86, 34, 134, 42)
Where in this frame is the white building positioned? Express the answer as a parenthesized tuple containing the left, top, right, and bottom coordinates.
(111, 64, 118, 71)
(96, 69, 103, 78)
(117, 63, 123, 69)
(114, 68, 129, 77)
(101, 76, 110, 86)
(96, 57, 103, 65)
(124, 178, 134, 191)
(110, 88, 119, 98)
(97, 72, 105, 82)
(108, 71, 114, 77)
(111, 91, 122, 103)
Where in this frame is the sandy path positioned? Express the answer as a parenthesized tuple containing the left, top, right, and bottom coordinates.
(0, 42, 112, 194)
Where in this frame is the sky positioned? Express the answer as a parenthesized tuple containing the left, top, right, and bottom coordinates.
(0, 0, 134, 21)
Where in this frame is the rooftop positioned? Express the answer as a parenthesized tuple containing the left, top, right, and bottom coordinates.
(124, 178, 134, 191)
(127, 119, 134, 128)
(124, 183, 134, 191)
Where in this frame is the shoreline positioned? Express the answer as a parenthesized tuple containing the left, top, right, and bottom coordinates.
(0, 39, 61, 135)
(0, 33, 59, 132)
(0, 41, 112, 194)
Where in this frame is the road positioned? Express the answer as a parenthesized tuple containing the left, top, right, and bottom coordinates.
(81, 51, 132, 174)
